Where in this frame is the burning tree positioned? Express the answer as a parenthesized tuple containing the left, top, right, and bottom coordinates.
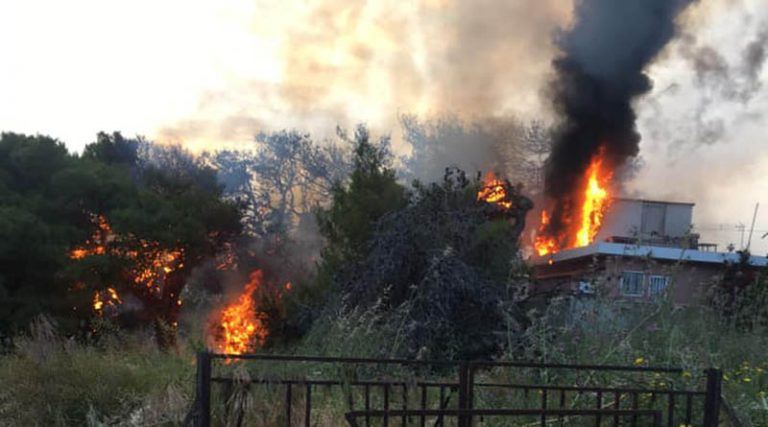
(66, 134, 242, 348)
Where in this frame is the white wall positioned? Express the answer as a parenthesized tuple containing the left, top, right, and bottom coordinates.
(595, 199, 693, 241)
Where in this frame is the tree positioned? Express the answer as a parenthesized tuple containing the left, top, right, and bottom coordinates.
(294, 126, 409, 322)
(316, 126, 407, 265)
(82, 136, 242, 347)
(204, 130, 352, 244)
(0, 133, 120, 334)
(0, 132, 241, 348)
(400, 115, 553, 194)
(336, 168, 532, 360)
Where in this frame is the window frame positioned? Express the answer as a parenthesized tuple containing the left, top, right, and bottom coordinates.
(619, 270, 646, 297)
(647, 275, 670, 297)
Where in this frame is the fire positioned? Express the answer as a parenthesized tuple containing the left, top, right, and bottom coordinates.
(93, 287, 121, 315)
(213, 270, 269, 355)
(477, 171, 512, 209)
(69, 215, 112, 260)
(534, 211, 559, 256)
(69, 214, 186, 315)
(534, 149, 612, 256)
(576, 156, 610, 247)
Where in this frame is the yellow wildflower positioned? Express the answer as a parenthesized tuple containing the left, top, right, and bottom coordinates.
(634, 357, 645, 366)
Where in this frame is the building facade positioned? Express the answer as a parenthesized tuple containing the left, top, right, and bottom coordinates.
(530, 199, 767, 304)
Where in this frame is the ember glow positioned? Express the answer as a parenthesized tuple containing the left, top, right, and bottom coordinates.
(212, 270, 269, 355)
(69, 215, 186, 315)
(93, 287, 121, 315)
(534, 149, 612, 256)
(69, 215, 112, 260)
(477, 172, 513, 209)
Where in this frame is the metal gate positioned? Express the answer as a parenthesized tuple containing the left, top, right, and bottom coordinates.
(186, 352, 722, 426)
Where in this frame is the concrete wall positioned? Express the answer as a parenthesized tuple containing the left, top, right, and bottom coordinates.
(532, 256, 725, 305)
(664, 203, 693, 237)
(595, 199, 693, 242)
(595, 199, 641, 241)
(600, 258, 722, 305)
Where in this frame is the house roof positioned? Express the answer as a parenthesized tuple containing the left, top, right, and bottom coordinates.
(529, 242, 768, 267)
(613, 197, 695, 206)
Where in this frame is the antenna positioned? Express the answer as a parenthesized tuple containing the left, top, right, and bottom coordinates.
(745, 203, 760, 251)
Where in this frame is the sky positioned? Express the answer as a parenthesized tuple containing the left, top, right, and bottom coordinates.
(1, 0, 767, 254)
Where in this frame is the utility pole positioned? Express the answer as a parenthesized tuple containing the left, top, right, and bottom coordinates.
(746, 203, 760, 252)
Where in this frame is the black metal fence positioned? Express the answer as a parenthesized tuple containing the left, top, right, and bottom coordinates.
(187, 352, 722, 427)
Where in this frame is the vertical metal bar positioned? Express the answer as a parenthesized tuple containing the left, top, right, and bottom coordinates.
(196, 351, 211, 427)
(365, 385, 370, 427)
(305, 383, 311, 427)
(559, 389, 566, 425)
(685, 393, 693, 425)
(595, 390, 603, 427)
(286, 383, 292, 427)
(540, 388, 548, 427)
(402, 384, 408, 427)
(468, 362, 476, 427)
(438, 386, 445, 425)
(420, 385, 427, 427)
(458, 362, 469, 427)
(703, 368, 722, 427)
(613, 392, 620, 427)
(631, 392, 639, 427)
(667, 393, 675, 427)
(384, 383, 390, 427)
(348, 382, 355, 409)
(653, 410, 662, 427)
(222, 380, 233, 423)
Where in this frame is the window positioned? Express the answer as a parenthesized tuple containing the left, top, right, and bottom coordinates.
(620, 271, 645, 297)
(648, 275, 669, 297)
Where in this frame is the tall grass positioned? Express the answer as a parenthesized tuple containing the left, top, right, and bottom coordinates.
(1, 289, 766, 425)
(510, 295, 768, 425)
(0, 317, 195, 426)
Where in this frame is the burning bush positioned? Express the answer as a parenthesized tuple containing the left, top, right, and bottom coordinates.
(206, 269, 293, 355)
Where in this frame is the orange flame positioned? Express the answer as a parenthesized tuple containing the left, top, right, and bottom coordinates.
(69, 215, 185, 315)
(576, 155, 610, 247)
(92, 287, 121, 315)
(69, 215, 112, 260)
(214, 270, 269, 355)
(477, 171, 512, 209)
(534, 211, 559, 256)
(534, 149, 612, 256)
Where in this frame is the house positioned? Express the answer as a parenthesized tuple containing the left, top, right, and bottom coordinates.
(529, 198, 768, 304)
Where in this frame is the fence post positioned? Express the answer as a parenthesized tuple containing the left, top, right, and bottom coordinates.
(196, 351, 212, 427)
(703, 368, 722, 427)
(458, 361, 471, 427)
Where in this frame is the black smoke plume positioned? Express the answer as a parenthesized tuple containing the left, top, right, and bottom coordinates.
(541, 0, 697, 241)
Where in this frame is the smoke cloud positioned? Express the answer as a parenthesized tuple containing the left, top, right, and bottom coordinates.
(541, 0, 697, 238)
(155, 0, 571, 151)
